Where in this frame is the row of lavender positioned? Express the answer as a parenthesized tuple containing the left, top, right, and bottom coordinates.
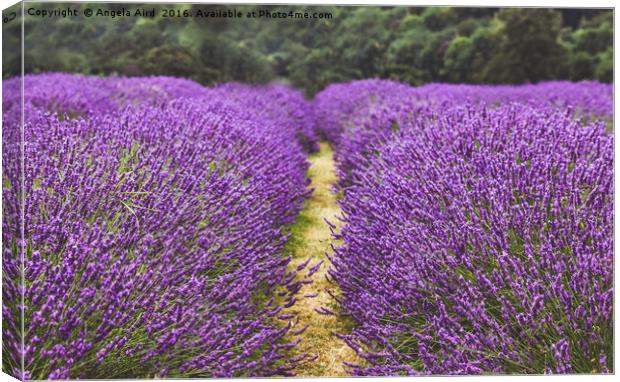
(314, 80, 613, 375)
(2, 74, 318, 379)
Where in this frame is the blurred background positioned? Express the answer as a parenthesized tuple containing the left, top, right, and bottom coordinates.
(2, 2, 613, 96)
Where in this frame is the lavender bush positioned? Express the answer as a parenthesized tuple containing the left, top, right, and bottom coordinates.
(2, 74, 613, 378)
(2, 74, 212, 119)
(313, 80, 613, 188)
(2, 74, 315, 379)
(212, 83, 319, 153)
(316, 81, 613, 375)
(2, 79, 23, 379)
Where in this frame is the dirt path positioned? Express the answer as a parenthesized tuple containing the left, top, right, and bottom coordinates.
(283, 141, 358, 376)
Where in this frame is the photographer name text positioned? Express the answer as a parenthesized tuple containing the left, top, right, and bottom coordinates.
(26, 7, 332, 20)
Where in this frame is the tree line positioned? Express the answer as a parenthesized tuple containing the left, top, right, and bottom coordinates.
(3, 4, 612, 96)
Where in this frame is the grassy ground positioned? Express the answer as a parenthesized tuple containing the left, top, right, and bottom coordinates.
(282, 142, 359, 377)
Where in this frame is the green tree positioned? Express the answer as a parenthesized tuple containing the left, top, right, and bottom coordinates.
(486, 8, 569, 83)
(138, 45, 203, 81)
(4, 5, 612, 90)
(569, 51, 595, 80)
(443, 36, 474, 82)
(594, 48, 613, 82)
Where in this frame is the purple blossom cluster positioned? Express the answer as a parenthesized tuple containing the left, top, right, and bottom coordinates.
(2, 73, 614, 378)
(212, 83, 319, 153)
(315, 80, 613, 375)
(2, 73, 212, 118)
(313, 79, 613, 188)
(417, 81, 613, 119)
(2, 74, 317, 379)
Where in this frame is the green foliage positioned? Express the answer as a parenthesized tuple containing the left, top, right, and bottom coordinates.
(486, 8, 569, 83)
(443, 35, 473, 82)
(3, 4, 612, 95)
(421, 7, 458, 32)
(568, 12, 613, 83)
(595, 48, 613, 82)
(138, 45, 203, 80)
(570, 51, 595, 80)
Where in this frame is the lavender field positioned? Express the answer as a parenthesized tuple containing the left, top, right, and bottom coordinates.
(1, 74, 613, 378)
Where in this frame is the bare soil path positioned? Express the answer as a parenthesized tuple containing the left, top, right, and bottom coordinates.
(282, 141, 358, 376)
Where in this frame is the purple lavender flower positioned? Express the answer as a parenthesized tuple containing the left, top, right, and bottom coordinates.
(316, 80, 613, 375)
(2, 74, 316, 379)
